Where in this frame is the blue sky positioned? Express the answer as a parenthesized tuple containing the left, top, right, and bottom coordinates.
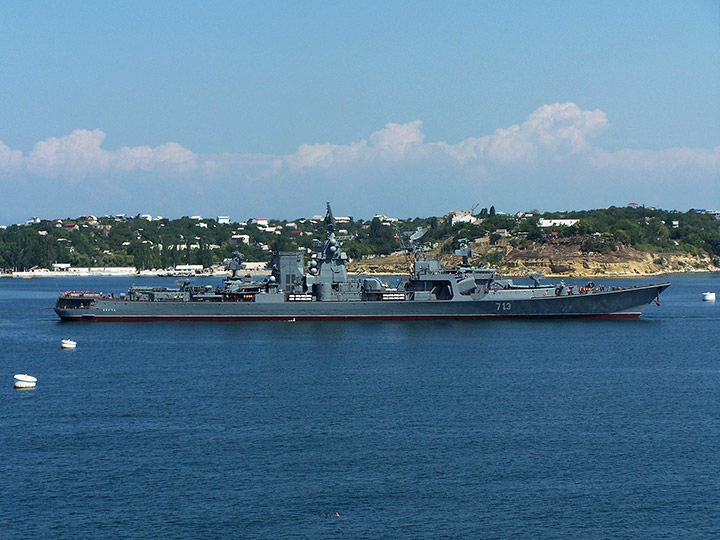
(1, 1, 718, 223)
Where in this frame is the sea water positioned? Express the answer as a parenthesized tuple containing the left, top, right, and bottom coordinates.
(1, 274, 718, 539)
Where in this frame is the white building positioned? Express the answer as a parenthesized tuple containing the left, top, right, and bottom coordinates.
(231, 234, 250, 245)
(374, 214, 399, 223)
(538, 219, 579, 228)
(447, 211, 479, 226)
(244, 262, 268, 271)
(175, 264, 204, 272)
(217, 216, 230, 224)
(250, 217, 269, 227)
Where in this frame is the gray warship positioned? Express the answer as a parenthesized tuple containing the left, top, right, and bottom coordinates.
(55, 203, 670, 321)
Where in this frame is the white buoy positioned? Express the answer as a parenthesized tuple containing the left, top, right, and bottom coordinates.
(14, 374, 37, 389)
(702, 292, 716, 302)
(61, 339, 77, 349)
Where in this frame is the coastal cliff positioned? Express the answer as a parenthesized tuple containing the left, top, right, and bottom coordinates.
(348, 238, 720, 277)
(497, 242, 718, 277)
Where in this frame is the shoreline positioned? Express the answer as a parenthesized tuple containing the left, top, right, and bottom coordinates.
(4, 268, 716, 279)
(352, 270, 718, 278)
(1, 268, 268, 279)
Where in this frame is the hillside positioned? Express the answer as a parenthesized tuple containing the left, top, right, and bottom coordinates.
(499, 238, 718, 277)
(348, 237, 719, 277)
(2, 206, 719, 277)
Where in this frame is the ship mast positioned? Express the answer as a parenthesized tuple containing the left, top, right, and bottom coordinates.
(395, 226, 428, 277)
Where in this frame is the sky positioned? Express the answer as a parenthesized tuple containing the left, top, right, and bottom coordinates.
(1, 1, 718, 223)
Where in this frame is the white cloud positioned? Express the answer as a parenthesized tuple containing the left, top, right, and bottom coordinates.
(368, 120, 425, 158)
(114, 142, 198, 174)
(278, 120, 425, 172)
(592, 145, 720, 174)
(0, 141, 23, 171)
(0, 103, 717, 210)
(273, 102, 610, 172)
(1, 129, 201, 180)
(430, 102, 609, 164)
(26, 129, 110, 177)
(283, 142, 345, 170)
(494, 102, 608, 159)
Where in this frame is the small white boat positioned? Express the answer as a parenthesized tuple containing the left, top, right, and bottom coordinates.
(61, 339, 77, 349)
(14, 374, 37, 389)
(702, 292, 716, 302)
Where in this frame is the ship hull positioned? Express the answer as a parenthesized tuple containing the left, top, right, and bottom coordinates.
(55, 284, 669, 322)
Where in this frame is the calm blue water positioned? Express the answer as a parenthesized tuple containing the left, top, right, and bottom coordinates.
(1, 274, 719, 539)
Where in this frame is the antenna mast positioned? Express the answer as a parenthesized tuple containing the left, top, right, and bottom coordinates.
(394, 226, 428, 277)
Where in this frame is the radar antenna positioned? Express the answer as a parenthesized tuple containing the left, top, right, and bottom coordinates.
(409, 227, 428, 244)
(175, 278, 193, 289)
(454, 238, 474, 267)
(224, 251, 246, 278)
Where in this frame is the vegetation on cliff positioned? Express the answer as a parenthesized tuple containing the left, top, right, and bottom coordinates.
(1, 206, 718, 273)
